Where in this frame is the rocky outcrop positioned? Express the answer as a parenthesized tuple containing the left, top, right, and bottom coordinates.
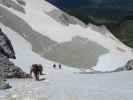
(114, 59, 133, 72)
(125, 60, 133, 70)
(0, 28, 30, 89)
(0, 57, 31, 79)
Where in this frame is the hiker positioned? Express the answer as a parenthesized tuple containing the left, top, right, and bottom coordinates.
(53, 64, 56, 69)
(38, 64, 44, 75)
(59, 64, 62, 69)
(30, 64, 40, 81)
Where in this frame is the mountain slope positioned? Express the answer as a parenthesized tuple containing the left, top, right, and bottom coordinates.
(0, 19, 133, 100)
(0, 1, 133, 99)
(0, 0, 133, 70)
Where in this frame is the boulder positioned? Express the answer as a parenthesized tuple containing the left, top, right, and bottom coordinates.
(125, 60, 133, 70)
(114, 59, 133, 72)
(0, 79, 11, 90)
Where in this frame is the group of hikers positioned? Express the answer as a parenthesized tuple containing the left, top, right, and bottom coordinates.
(30, 63, 62, 81)
(30, 64, 44, 81)
(53, 64, 62, 69)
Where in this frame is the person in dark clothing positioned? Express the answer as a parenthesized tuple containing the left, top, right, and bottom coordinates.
(59, 64, 62, 69)
(38, 64, 44, 75)
(30, 64, 40, 81)
(53, 64, 56, 69)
